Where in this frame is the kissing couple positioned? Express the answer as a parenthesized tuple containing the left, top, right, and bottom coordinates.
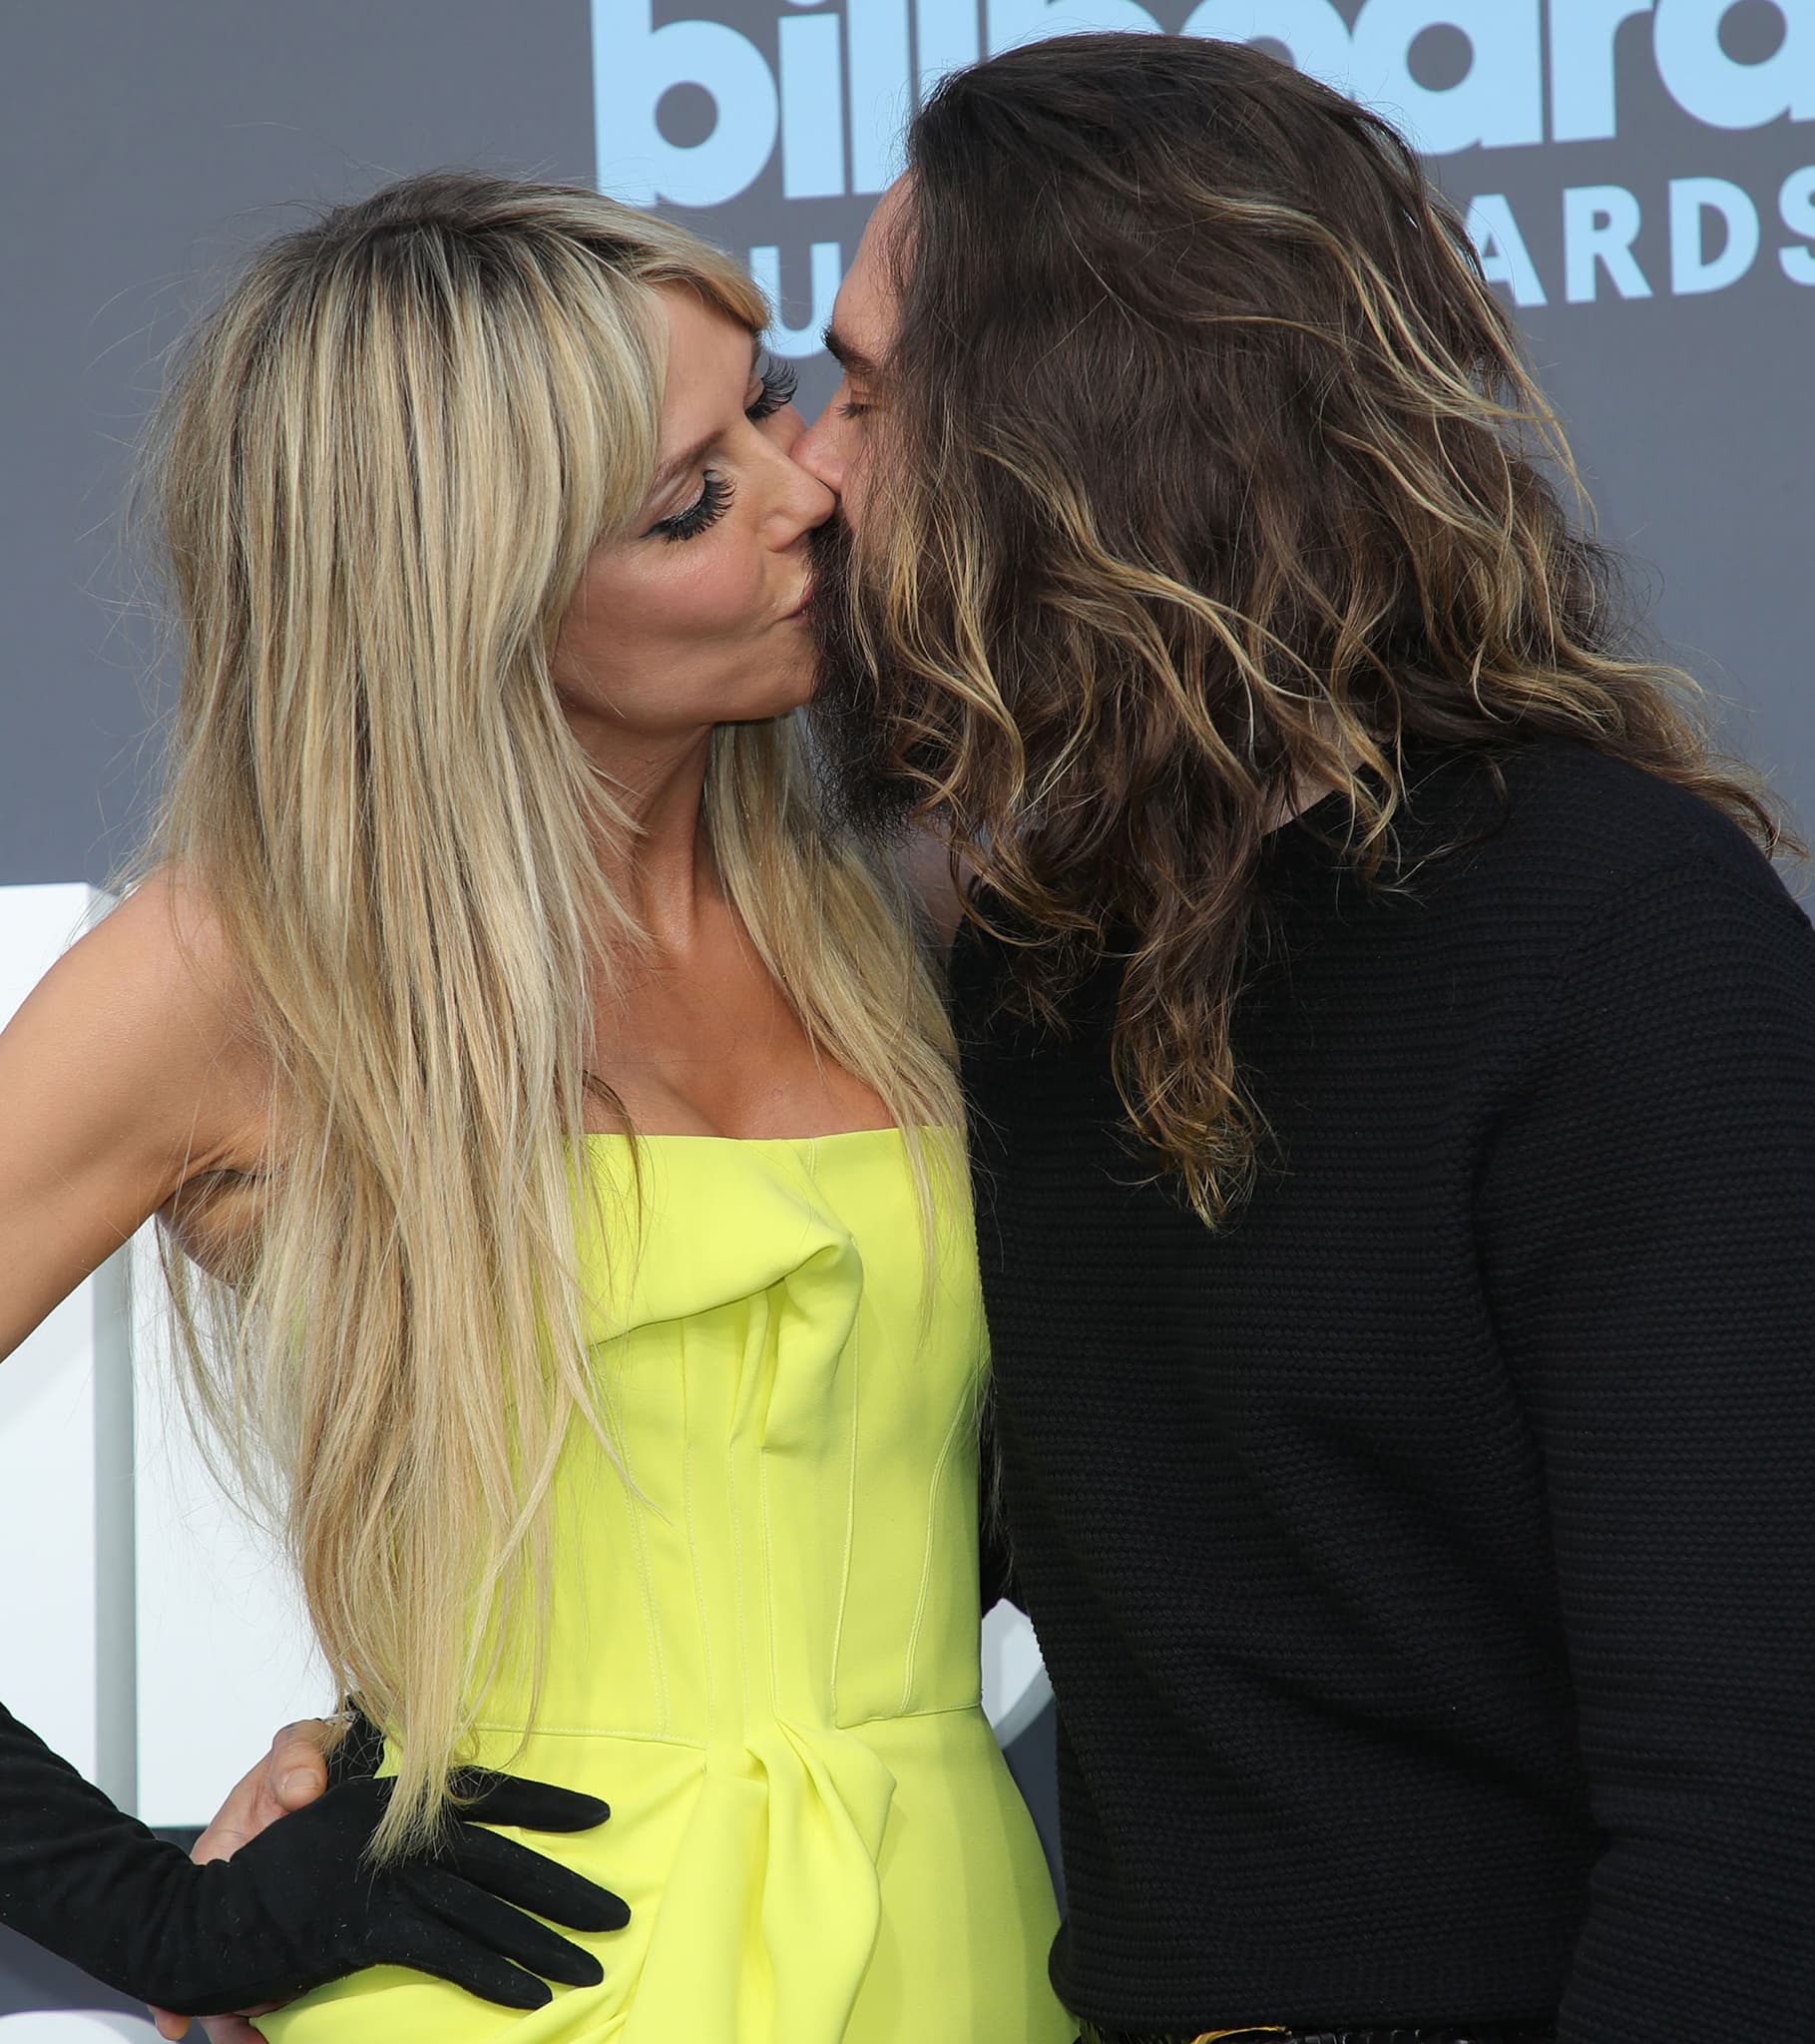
(2, 31, 1810, 2044)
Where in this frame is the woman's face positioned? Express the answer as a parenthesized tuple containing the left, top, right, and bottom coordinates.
(550, 286, 830, 756)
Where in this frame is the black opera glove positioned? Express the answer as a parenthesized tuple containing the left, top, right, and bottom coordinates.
(323, 1700, 387, 1788)
(0, 1701, 630, 2013)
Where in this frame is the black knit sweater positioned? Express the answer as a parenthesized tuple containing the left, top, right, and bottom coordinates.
(955, 740, 1815, 2043)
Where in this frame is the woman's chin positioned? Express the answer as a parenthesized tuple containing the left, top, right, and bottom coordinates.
(745, 673, 817, 721)
(712, 682, 815, 728)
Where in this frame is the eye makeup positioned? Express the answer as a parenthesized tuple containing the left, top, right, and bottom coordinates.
(645, 351, 798, 544)
(746, 355, 798, 421)
(650, 470, 733, 544)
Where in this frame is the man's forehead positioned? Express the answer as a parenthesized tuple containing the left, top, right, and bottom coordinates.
(831, 175, 909, 359)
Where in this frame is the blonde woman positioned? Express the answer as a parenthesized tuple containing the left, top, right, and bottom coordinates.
(0, 173, 1070, 2044)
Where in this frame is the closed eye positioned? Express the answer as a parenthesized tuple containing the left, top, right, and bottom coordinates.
(649, 470, 733, 543)
(746, 354, 798, 421)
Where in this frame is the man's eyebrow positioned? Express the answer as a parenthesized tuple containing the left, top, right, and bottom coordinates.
(821, 322, 880, 380)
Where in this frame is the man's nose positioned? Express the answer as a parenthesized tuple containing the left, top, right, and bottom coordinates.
(791, 406, 844, 497)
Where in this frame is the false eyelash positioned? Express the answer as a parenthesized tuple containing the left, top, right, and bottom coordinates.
(652, 469, 733, 543)
(746, 356, 799, 420)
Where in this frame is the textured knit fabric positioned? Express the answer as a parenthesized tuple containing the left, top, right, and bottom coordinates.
(952, 739, 1815, 2044)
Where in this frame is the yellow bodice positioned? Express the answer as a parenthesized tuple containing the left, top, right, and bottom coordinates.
(260, 1129, 1070, 2044)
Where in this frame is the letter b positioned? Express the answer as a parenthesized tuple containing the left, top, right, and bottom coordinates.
(594, 0, 779, 209)
(1653, 0, 1814, 131)
(1347, 0, 1544, 155)
(1181, 0, 1354, 91)
(986, 0, 1162, 53)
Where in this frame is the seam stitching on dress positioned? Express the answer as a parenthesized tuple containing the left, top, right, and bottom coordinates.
(898, 1375, 972, 1716)
(827, 1286, 862, 1727)
(681, 1325, 717, 1747)
(471, 1720, 708, 1746)
(839, 1698, 984, 1731)
(608, 1375, 671, 1742)
(727, 1329, 750, 1741)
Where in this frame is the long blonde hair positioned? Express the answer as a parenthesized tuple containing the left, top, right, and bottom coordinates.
(139, 171, 961, 1854)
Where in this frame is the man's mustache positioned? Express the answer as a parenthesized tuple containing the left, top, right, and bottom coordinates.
(802, 512, 926, 844)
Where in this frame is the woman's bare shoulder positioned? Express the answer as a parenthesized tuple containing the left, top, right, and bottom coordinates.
(20, 865, 269, 1175)
(0, 867, 272, 1353)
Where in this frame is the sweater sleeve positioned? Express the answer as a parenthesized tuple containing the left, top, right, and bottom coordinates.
(1478, 855, 1815, 2044)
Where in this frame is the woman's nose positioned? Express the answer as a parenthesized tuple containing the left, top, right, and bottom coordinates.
(784, 463, 838, 539)
(759, 425, 837, 543)
(765, 403, 806, 454)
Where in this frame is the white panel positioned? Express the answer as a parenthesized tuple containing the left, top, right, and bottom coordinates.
(0, 879, 327, 1829)
(982, 1601, 1052, 1749)
(133, 1255, 328, 1829)
(0, 2016, 162, 2039)
(0, 886, 119, 1795)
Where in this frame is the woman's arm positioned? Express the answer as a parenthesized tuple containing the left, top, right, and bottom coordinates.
(0, 1699, 622, 2011)
(0, 875, 628, 2013)
(0, 870, 264, 1360)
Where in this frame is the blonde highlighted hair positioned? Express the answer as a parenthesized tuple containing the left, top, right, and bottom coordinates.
(138, 171, 960, 1855)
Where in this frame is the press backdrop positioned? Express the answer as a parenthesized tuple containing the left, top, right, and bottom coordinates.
(2, 0, 1810, 2030)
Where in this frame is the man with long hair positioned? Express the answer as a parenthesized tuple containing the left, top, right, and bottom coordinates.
(792, 33, 1815, 2044)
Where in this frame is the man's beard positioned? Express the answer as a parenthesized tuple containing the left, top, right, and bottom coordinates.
(803, 512, 928, 845)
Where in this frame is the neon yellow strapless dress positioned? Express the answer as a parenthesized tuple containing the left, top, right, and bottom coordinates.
(257, 1128, 1071, 2044)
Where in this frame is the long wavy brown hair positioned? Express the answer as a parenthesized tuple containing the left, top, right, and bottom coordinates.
(853, 32, 1792, 1221)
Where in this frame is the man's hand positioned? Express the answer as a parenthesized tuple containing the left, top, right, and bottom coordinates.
(149, 1719, 334, 2042)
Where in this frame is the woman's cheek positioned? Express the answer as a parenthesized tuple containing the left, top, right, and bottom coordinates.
(677, 539, 770, 636)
